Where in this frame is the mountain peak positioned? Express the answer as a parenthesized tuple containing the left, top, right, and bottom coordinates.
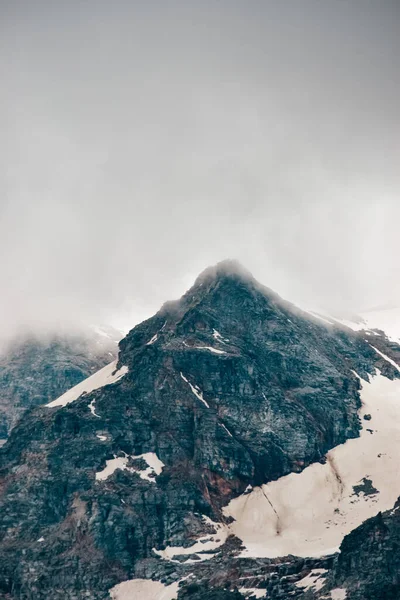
(193, 259, 254, 287)
(1, 260, 399, 599)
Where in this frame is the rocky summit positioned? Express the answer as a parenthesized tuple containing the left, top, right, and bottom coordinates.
(0, 260, 400, 600)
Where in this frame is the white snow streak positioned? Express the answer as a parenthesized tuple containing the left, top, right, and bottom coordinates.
(146, 334, 158, 345)
(212, 329, 229, 343)
(96, 434, 107, 441)
(180, 373, 210, 408)
(47, 361, 128, 408)
(220, 423, 233, 437)
(370, 345, 400, 372)
(197, 345, 226, 355)
(89, 399, 101, 418)
(225, 372, 400, 558)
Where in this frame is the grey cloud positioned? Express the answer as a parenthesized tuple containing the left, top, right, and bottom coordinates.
(1, 0, 399, 341)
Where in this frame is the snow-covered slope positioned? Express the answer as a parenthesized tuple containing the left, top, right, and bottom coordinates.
(307, 306, 400, 343)
(224, 356, 400, 558)
(0, 326, 122, 438)
(337, 307, 400, 343)
(47, 360, 128, 407)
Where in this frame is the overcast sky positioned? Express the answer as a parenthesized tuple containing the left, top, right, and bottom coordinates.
(1, 0, 399, 340)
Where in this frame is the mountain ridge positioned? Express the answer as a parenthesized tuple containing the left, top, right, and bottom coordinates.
(0, 326, 121, 440)
(0, 262, 399, 599)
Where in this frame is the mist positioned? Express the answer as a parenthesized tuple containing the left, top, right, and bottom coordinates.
(1, 0, 399, 342)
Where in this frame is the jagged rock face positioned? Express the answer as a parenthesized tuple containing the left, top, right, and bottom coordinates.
(326, 502, 400, 600)
(0, 263, 397, 599)
(0, 328, 119, 440)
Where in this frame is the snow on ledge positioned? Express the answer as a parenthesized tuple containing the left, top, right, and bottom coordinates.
(146, 333, 158, 345)
(295, 569, 328, 592)
(153, 516, 228, 562)
(109, 578, 180, 600)
(195, 345, 227, 355)
(47, 361, 128, 408)
(220, 423, 233, 437)
(239, 589, 266, 599)
(370, 345, 400, 372)
(89, 399, 101, 418)
(330, 589, 347, 600)
(212, 329, 229, 343)
(95, 452, 164, 483)
(95, 456, 129, 481)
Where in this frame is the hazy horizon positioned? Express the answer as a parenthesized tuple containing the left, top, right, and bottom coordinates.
(1, 0, 399, 343)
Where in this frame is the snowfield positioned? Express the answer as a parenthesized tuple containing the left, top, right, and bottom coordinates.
(337, 307, 400, 343)
(306, 305, 400, 343)
(109, 578, 180, 600)
(224, 361, 400, 558)
(46, 360, 128, 407)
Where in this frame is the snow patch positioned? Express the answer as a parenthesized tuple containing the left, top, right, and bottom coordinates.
(330, 589, 347, 600)
(225, 372, 400, 558)
(89, 399, 101, 418)
(303, 305, 400, 344)
(370, 345, 400, 371)
(37, 537, 45, 543)
(153, 516, 228, 562)
(180, 373, 210, 408)
(220, 423, 233, 437)
(195, 345, 227, 355)
(295, 569, 328, 592)
(47, 361, 128, 408)
(96, 434, 107, 441)
(109, 578, 180, 600)
(146, 334, 158, 345)
(238, 589, 265, 599)
(131, 452, 165, 482)
(212, 329, 229, 343)
(330, 307, 400, 343)
(96, 452, 164, 483)
(96, 456, 129, 481)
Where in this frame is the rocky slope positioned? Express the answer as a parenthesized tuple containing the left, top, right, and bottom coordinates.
(0, 326, 120, 440)
(0, 261, 399, 599)
(328, 500, 400, 600)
